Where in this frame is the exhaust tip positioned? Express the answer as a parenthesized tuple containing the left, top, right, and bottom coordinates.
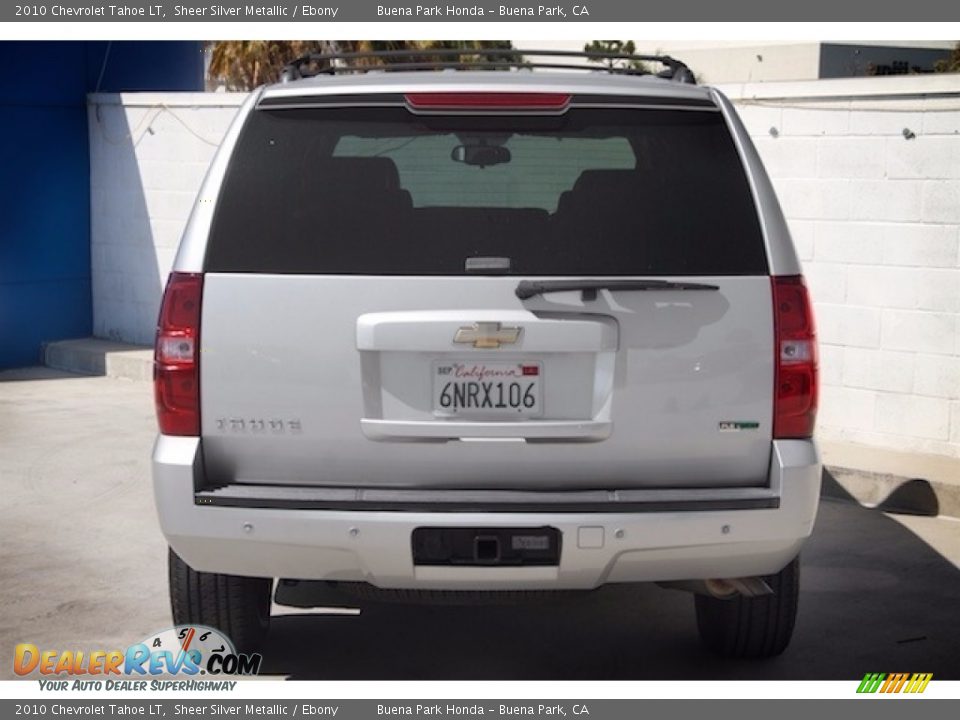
(704, 578, 738, 598)
(658, 577, 774, 599)
(707, 577, 773, 598)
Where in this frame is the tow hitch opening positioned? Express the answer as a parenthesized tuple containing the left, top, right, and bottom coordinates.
(474, 536, 501, 563)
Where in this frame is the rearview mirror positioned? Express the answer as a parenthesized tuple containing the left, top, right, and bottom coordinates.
(451, 144, 511, 168)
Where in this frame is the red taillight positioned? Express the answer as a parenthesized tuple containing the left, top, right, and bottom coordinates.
(154, 272, 203, 436)
(404, 92, 571, 110)
(772, 275, 818, 439)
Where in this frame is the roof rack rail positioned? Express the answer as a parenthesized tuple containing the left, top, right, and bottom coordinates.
(279, 48, 696, 85)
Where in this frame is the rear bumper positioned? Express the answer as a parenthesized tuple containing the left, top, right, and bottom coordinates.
(152, 437, 820, 590)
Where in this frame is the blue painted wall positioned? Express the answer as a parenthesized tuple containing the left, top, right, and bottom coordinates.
(0, 41, 203, 369)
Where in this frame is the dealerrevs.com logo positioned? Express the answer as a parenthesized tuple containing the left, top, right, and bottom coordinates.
(14, 625, 262, 681)
(857, 673, 933, 694)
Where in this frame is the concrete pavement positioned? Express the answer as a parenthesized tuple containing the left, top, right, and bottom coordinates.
(1, 366, 959, 680)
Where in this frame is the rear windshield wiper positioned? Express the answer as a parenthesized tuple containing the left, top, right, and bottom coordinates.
(515, 279, 720, 301)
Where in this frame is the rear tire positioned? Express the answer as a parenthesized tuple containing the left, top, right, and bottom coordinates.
(168, 548, 272, 654)
(695, 556, 800, 658)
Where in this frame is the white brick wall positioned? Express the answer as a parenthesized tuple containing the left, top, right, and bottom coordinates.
(88, 76, 960, 458)
(722, 76, 960, 459)
(88, 93, 245, 344)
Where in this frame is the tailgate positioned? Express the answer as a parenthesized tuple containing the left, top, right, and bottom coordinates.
(199, 274, 773, 489)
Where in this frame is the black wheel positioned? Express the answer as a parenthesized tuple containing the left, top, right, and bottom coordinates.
(695, 556, 800, 659)
(168, 548, 272, 654)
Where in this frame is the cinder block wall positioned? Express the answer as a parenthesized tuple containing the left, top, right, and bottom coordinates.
(87, 93, 243, 345)
(88, 76, 960, 458)
(721, 76, 960, 459)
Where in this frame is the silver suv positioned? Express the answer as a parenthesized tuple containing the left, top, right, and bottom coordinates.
(152, 49, 820, 660)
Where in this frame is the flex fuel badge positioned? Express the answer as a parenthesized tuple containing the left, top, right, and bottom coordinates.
(719, 421, 760, 432)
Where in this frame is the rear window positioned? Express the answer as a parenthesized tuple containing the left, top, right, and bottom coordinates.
(205, 104, 767, 275)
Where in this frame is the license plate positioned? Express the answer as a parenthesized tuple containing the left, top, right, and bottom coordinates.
(433, 361, 542, 417)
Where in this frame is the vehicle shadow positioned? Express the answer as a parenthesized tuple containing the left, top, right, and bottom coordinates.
(877, 479, 940, 517)
(259, 469, 960, 680)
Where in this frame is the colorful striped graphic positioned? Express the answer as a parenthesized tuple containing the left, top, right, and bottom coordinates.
(857, 672, 933, 694)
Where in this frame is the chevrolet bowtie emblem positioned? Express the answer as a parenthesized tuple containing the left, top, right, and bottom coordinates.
(453, 322, 522, 349)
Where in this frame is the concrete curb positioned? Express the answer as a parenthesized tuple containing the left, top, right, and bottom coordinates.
(820, 439, 960, 520)
(826, 465, 960, 519)
(43, 337, 153, 382)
